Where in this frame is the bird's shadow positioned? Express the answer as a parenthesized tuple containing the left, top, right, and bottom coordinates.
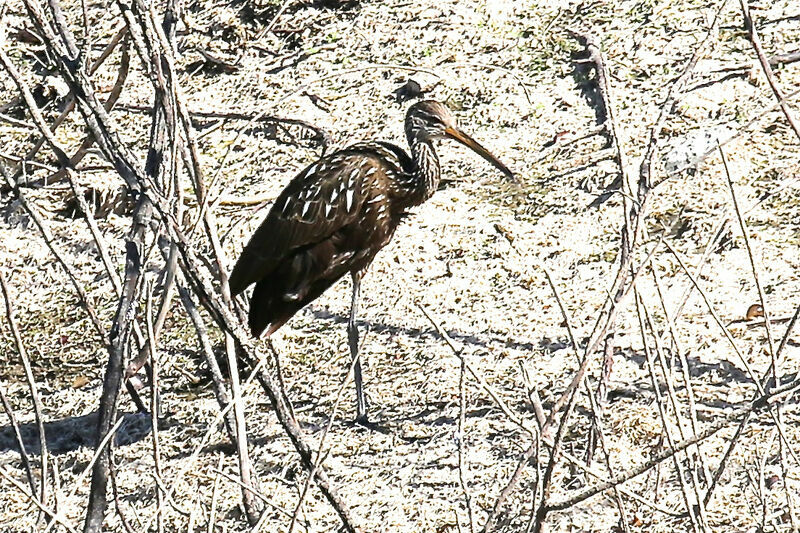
(307, 307, 542, 353)
(0, 411, 155, 456)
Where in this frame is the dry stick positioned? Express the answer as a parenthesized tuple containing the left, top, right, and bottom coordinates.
(640, 286, 709, 528)
(540, 267, 631, 532)
(79, 11, 166, 523)
(79, 0, 89, 60)
(415, 304, 548, 530)
(482, 440, 538, 533)
(416, 303, 535, 437)
(6, 13, 159, 529)
(0, 151, 56, 170)
(532, 354, 582, 533)
(636, 293, 703, 533)
(145, 282, 164, 533)
(636, 0, 728, 206)
(0, 111, 35, 129)
(256, 0, 294, 38)
(541, 237, 663, 436)
(652, 87, 800, 350)
(566, 30, 631, 210)
(84, 229, 146, 533)
(266, 340, 297, 423)
(64, 168, 123, 297)
(222, 323, 260, 527)
(532, 265, 644, 533)
(718, 150, 780, 402)
(177, 284, 239, 442)
(45, 0, 79, 58)
(0, 178, 106, 341)
(547, 376, 800, 512)
(44, 34, 132, 186)
(457, 357, 476, 533)
(421, 293, 677, 522)
(0, 382, 37, 500)
(485, 245, 628, 532)
(142, 355, 270, 533)
(663, 239, 800, 465)
(0, 35, 71, 167)
(424, 291, 665, 530)
(619, 0, 730, 330)
(740, 0, 800, 142)
(116, 104, 331, 151)
(650, 265, 710, 487)
(21, 0, 145, 192)
(108, 457, 137, 533)
(0, 467, 77, 533)
(41, 416, 127, 533)
(2, 25, 127, 190)
(557, 447, 681, 517)
(0, 270, 49, 520)
(698, 305, 795, 509)
(718, 145, 798, 529)
(50, 456, 60, 520)
(208, 454, 223, 533)
(213, 469, 310, 528)
(660, 85, 800, 185)
(0, 61, 107, 342)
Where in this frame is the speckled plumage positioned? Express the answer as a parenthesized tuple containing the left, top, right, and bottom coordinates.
(229, 100, 513, 338)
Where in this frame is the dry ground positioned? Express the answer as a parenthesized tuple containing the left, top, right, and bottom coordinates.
(1, 0, 800, 531)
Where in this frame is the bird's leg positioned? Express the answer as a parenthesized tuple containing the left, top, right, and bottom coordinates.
(349, 272, 368, 423)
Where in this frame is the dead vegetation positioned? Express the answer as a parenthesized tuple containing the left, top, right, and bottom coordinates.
(0, 0, 799, 532)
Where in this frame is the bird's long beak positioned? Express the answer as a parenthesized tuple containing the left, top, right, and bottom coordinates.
(445, 126, 515, 181)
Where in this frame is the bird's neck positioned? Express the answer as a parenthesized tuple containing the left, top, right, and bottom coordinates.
(400, 138, 440, 207)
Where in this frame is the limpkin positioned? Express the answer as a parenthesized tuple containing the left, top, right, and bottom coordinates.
(229, 100, 514, 423)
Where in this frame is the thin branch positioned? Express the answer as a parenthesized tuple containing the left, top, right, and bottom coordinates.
(546, 376, 800, 511)
(0, 467, 77, 533)
(740, 0, 800, 142)
(0, 382, 37, 499)
(0, 269, 49, 517)
(145, 282, 164, 533)
(719, 144, 797, 529)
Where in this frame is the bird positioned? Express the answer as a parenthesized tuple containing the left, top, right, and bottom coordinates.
(229, 100, 514, 423)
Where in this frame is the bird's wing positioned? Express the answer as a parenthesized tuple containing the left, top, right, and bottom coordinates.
(229, 151, 387, 295)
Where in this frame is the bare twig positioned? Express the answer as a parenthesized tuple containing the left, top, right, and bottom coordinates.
(208, 454, 223, 533)
(547, 376, 800, 511)
(636, 292, 703, 532)
(0, 467, 77, 533)
(719, 144, 797, 529)
(115, 103, 331, 150)
(740, 0, 800, 142)
(0, 382, 37, 499)
(457, 357, 476, 533)
(145, 282, 164, 533)
(0, 270, 49, 518)
(64, 169, 122, 296)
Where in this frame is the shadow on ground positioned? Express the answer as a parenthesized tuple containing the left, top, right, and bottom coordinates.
(0, 411, 155, 456)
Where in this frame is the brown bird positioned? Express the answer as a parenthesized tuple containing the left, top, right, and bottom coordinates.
(229, 100, 514, 423)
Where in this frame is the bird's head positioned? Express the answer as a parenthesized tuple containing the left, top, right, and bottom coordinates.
(405, 100, 515, 180)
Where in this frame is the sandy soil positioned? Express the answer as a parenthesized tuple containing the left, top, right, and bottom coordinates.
(1, 0, 800, 531)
